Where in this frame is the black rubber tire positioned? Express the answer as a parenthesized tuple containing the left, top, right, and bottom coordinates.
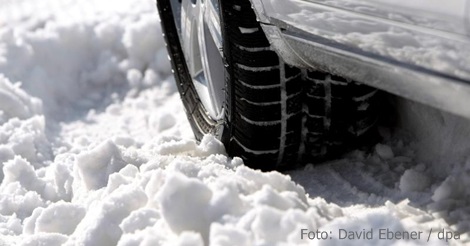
(156, 0, 380, 171)
(301, 70, 380, 164)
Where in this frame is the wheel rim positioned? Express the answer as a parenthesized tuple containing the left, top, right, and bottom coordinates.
(170, 0, 225, 120)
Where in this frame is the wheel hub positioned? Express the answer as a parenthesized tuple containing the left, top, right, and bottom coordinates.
(170, 0, 225, 120)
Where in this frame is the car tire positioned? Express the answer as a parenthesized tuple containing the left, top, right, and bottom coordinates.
(156, 0, 380, 170)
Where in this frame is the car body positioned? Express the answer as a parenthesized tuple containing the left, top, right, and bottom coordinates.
(157, 0, 469, 169)
(250, 0, 470, 119)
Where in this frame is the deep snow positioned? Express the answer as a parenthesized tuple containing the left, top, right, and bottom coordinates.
(0, 0, 469, 245)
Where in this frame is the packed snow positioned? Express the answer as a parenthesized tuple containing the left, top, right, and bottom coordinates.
(0, 0, 469, 245)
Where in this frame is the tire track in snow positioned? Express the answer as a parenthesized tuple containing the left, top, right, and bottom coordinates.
(289, 145, 470, 244)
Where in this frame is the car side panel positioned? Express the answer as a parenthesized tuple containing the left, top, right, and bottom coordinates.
(255, 0, 470, 80)
(250, 0, 470, 119)
(300, 0, 470, 36)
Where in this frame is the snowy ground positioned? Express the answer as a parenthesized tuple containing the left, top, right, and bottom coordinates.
(0, 0, 469, 245)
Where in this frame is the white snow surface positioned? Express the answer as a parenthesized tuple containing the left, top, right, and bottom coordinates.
(0, 0, 469, 245)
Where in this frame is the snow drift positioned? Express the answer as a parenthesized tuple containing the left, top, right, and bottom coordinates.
(0, 0, 469, 245)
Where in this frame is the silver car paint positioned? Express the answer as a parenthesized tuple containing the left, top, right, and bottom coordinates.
(250, 0, 470, 119)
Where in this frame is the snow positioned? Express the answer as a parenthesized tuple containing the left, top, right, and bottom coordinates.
(399, 169, 430, 193)
(0, 0, 469, 245)
(239, 27, 259, 34)
(375, 144, 395, 160)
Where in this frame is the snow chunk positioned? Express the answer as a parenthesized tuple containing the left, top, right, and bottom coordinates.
(119, 208, 160, 234)
(1, 157, 49, 198)
(432, 176, 465, 201)
(250, 206, 292, 243)
(375, 143, 394, 159)
(173, 231, 204, 246)
(0, 183, 45, 220)
(158, 172, 212, 241)
(23, 207, 44, 235)
(197, 134, 226, 156)
(154, 134, 226, 157)
(253, 185, 306, 211)
(75, 140, 127, 191)
(70, 185, 147, 245)
(34, 202, 86, 235)
(0, 214, 22, 236)
(20, 233, 68, 246)
(122, 14, 163, 71)
(399, 169, 430, 192)
(0, 75, 42, 122)
(126, 69, 143, 89)
(0, 116, 51, 164)
(148, 110, 177, 132)
(239, 27, 259, 34)
(210, 223, 250, 246)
